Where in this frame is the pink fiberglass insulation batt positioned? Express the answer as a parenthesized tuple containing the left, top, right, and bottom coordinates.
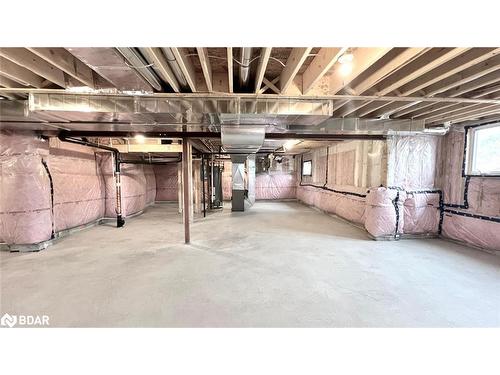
(98, 153, 148, 217)
(365, 188, 405, 238)
(442, 214, 500, 251)
(47, 147, 106, 232)
(153, 164, 178, 201)
(387, 135, 438, 189)
(436, 129, 500, 251)
(296, 185, 366, 225)
(222, 161, 232, 201)
(143, 165, 157, 205)
(255, 173, 296, 199)
(403, 192, 440, 235)
(0, 131, 52, 245)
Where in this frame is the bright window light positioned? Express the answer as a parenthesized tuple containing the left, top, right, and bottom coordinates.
(468, 123, 500, 175)
(302, 160, 312, 176)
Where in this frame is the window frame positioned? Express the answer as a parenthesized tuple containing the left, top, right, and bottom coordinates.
(302, 159, 312, 176)
(465, 122, 500, 177)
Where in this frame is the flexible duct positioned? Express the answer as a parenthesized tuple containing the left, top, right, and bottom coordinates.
(239, 48, 253, 88)
(116, 48, 163, 91)
(160, 48, 188, 88)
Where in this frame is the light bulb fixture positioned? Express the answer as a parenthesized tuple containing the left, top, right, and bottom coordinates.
(339, 63, 353, 76)
(283, 139, 300, 151)
(134, 134, 146, 143)
(338, 48, 354, 76)
(338, 48, 354, 64)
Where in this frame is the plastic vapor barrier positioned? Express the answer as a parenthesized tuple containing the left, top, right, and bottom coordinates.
(99, 153, 147, 217)
(0, 131, 52, 245)
(255, 173, 296, 199)
(143, 164, 157, 205)
(403, 192, 440, 235)
(387, 135, 438, 189)
(153, 164, 178, 201)
(436, 128, 500, 251)
(47, 146, 105, 232)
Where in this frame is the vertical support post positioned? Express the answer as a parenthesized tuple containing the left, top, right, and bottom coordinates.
(193, 159, 201, 214)
(114, 153, 125, 228)
(247, 154, 256, 205)
(201, 155, 206, 217)
(182, 138, 193, 244)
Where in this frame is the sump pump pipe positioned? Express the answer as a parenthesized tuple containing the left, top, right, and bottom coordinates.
(57, 135, 125, 228)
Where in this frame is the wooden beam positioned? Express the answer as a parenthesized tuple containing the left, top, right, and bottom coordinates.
(443, 107, 500, 124)
(427, 104, 500, 125)
(226, 47, 233, 93)
(261, 77, 280, 94)
(171, 47, 197, 92)
(302, 47, 345, 94)
(254, 48, 272, 93)
(0, 56, 45, 87)
(357, 101, 392, 117)
(371, 101, 422, 118)
(375, 48, 469, 95)
(423, 54, 500, 96)
(352, 48, 429, 95)
(196, 48, 213, 92)
(27, 47, 97, 88)
(140, 48, 180, 92)
(258, 77, 279, 94)
(399, 48, 500, 96)
(443, 71, 500, 98)
(424, 103, 488, 122)
(328, 48, 392, 94)
(0, 48, 69, 88)
(280, 48, 312, 93)
(182, 138, 193, 244)
(336, 100, 372, 117)
(0, 74, 28, 87)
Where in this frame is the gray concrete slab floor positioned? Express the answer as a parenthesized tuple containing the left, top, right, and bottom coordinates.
(1, 201, 499, 327)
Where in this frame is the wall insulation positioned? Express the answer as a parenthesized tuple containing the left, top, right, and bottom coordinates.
(296, 136, 442, 239)
(0, 131, 52, 245)
(0, 131, 178, 247)
(153, 164, 178, 201)
(436, 128, 500, 251)
(47, 140, 106, 232)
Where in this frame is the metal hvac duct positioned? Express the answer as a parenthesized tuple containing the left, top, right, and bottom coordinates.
(239, 48, 253, 88)
(221, 124, 265, 154)
(66, 48, 154, 92)
(160, 48, 188, 88)
(116, 48, 163, 91)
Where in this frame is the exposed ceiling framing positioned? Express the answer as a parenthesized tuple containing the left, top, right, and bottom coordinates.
(1, 47, 499, 127)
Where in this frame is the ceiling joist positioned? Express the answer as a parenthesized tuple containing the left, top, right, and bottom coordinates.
(196, 48, 213, 92)
(302, 47, 345, 94)
(171, 48, 198, 92)
(280, 48, 312, 93)
(255, 48, 272, 94)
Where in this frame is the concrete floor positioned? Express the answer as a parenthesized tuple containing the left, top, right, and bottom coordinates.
(1, 201, 499, 327)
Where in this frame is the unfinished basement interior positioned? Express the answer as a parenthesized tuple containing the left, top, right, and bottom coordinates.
(1, 47, 499, 327)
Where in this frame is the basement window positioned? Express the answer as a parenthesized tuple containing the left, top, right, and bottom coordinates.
(467, 123, 500, 176)
(302, 160, 312, 176)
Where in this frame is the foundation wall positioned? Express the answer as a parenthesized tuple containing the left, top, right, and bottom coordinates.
(436, 128, 500, 251)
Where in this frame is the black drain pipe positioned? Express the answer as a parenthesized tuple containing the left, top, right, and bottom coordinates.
(58, 135, 125, 228)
